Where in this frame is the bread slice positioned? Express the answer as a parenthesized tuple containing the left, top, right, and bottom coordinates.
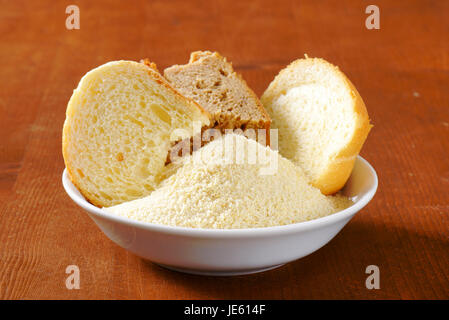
(261, 57, 372, 195)
(164, 51, 271, 133)
(104, 134, 352, 229)
(63, 60, 210, 207)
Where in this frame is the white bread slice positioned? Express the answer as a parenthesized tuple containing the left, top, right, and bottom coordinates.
(63, 60, 210, 207)
(164, 51, 271, 132)
(104, 134, 352, 229)
(261, 57, 372, 195)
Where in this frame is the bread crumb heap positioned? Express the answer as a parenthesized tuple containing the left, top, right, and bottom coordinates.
(104, 134, 352, 229)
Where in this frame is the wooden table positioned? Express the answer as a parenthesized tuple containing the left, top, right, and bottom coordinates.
(0, 0, 447, 300)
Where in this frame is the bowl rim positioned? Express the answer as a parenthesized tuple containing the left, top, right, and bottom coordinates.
(62, 156, 378, 238)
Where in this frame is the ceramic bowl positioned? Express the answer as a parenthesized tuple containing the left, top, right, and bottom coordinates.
(62, 156, 377, 276)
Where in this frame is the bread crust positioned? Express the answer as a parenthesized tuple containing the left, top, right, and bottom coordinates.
(261, 57, 372, 194)
(317, 71, 372, 194)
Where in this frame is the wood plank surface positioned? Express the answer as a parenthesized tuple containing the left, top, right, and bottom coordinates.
(0, 0, 447, 299)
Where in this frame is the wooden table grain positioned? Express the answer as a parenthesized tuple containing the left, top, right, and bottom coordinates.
(0, 0, 448, 300)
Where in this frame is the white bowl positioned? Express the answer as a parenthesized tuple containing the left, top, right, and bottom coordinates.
(62, 156, 377, 276)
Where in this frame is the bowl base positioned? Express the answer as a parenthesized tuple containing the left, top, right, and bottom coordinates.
(156, 263, 285, 276)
